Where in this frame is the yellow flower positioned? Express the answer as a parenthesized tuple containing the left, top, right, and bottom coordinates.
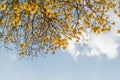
(46, 12, 54, 18)
(19, 5, 24, 9)
(68, 36, 72, 40)
(9, 21, 15, 26)
(25, 5, 31, 11)
(25, 11, 30, 16)
(107, 27, 111, 32)
(14, 14, 20, 22)
(114, 10, 117, 14)
(30, 8, 37, 14)
(0, 4, 6, 10)
(13, 5, 19, 11)
(20, 43, 27, 49)
(0, 21, 5, 26)
(16, 20, 21, 25)
(4, 37, 9, 44)
(112, 22, 115, 25)
(31, 3, 38, 10)
(23, 2, 29, 10)
(78, 27, 84, 31)
(49, 1, 54, 6)
(57, 4, 61, 7)
(20, 51, 27, 57)
(13, 7, 21, 13)
(109, 3, 115, 9)
(68, 6, 73, 12)
(29, 4, 39, 14)
(117, 30, 120, 33)
(118, 14, 120, 18)
(44, 6, 49, 12)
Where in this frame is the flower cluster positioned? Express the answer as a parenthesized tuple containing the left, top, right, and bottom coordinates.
(0, 0, 118, 58)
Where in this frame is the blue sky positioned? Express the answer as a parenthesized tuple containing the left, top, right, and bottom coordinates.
(1, 47, 120, 80)
(0, 2, 120, 80)
(1, 16, 120, 80)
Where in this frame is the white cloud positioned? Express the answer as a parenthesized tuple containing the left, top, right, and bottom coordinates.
(67, 31, 120, 60)
(66, 10, 120, 61)
(66, 39, 81, 61)
(84, 11, 120, 59)
(84, 33, 119, 59)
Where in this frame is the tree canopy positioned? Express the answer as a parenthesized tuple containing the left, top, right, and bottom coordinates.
(0, 0, 120, 58)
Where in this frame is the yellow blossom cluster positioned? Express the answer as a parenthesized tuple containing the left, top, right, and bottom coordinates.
(0, 0, 119, 58)
(0, 3, 6, 10)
